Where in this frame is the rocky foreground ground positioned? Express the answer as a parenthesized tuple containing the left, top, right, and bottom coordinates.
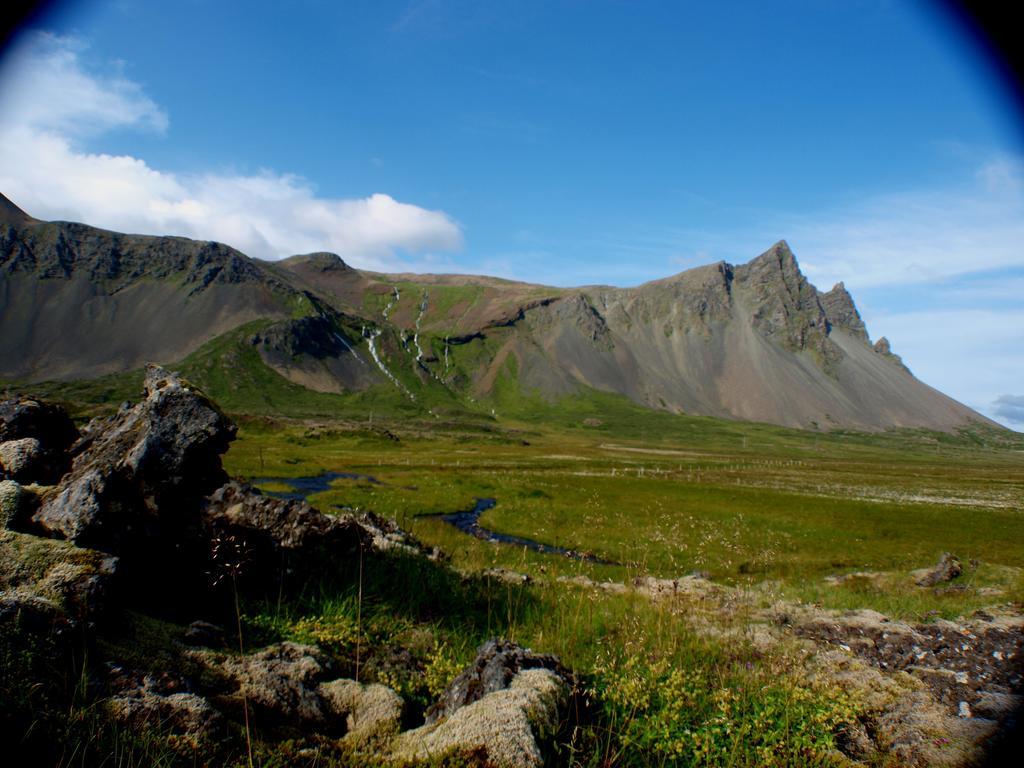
(1, 366, 1021, 766)
(1, 366, 582, 767)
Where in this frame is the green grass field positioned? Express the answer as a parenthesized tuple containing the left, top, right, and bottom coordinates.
(225, 404, 1024, 623)
(9, 349, 1024, 766)
(214, 400, 1024, 765)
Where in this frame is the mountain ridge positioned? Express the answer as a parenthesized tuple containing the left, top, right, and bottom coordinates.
(0, 193, 996, 432)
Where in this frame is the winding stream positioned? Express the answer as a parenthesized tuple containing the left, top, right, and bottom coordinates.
(441, 498, 616, 564)
(251, 473, 614, 563)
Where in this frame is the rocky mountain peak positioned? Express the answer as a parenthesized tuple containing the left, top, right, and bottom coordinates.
(820, 281, 869, 342)
(744, 240, 800, 280)
(732, 241, 840, 368)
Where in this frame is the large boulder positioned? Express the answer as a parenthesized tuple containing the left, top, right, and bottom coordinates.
(201, 482, 429, 590)
(31, 365, 235, 551)
(30, 467, 135, 548)
(0, 397, 79, 453)
(0, 438, 44, 483)
(201, 482, 369, 590)
(0, 479, 26, 529)
(203, 482, 367, 554)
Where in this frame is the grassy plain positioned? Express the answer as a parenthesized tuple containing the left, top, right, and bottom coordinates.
(216, 400, 1024, 765)
(227, 404, 1024, 622)
(10, 358, 1024, 765)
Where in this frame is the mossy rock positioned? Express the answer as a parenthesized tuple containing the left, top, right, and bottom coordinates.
(0, 480, 23, 529)
(0, 529, 118, 621)
(396, 668, 567, 768)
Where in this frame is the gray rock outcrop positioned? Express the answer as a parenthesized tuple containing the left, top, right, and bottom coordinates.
(390, 639, 575, 767)
(0, 529, 118, 623)
(0, 437, 43, 482)
(916, 552, 963, 587)
(0, 479, 25, 528)
(733, 241, 839, 368)
(203, 482, 366, 556)
(873, 336, 911, 373)
(108, 681, 223, 743)
(202, 481, 431, 589)
(0, 396, 79, 452)
(31, 365, 234, 550)
(820, 281, 869, 341)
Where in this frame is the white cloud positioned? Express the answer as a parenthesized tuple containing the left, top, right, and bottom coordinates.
(0, 32, 168, 137)
(785, 161, 1024, 291)
(0, 33, 463, 265)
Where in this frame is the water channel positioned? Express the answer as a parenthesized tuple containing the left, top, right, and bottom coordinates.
(252, 472, 615, 563)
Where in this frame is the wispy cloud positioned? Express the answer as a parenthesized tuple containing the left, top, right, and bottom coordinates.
(0, 32, 168, 137)
(786, 157, 1024, 291)
(391, 0, 442, 34)
(602, 157, 1024, 294)
(0, 33, 463, 266)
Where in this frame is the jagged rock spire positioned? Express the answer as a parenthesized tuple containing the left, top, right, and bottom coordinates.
(874, 336, 911, 374)
(734, 241, 840, 368)
(820, 281, 869, 342)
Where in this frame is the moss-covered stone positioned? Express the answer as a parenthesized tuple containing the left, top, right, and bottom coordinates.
(396, 668, 567, 768)
(0, 529, 117, 621)
(0, 480, 23, 529)
(320, 678, 404, 744)
(0, 438, 43, 481)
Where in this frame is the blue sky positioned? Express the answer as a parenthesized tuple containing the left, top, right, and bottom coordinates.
(0, 0, 1022, 427)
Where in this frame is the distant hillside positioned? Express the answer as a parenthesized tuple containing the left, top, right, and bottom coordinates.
(0, 192, 995, 431)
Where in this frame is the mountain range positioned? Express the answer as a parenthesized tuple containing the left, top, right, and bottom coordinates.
(0, 192, 992, 431)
